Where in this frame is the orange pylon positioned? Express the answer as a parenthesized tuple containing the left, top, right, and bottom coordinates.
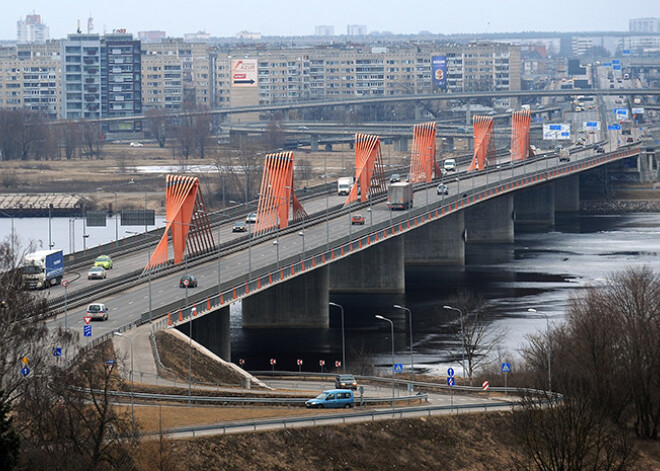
(167, 312, 172, 326)
(178, 309, 183, 322)
(207, 298, 211, 311)
(192, 303, 197, 316)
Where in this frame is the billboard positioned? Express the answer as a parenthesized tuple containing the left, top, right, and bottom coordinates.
(543, 123, 571, 140)
(631, 107, 644, 114)
(230, 59, 258, 88)
(432, 56, 447, 90)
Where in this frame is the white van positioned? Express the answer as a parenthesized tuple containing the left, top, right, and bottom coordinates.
(443, 159, 457, 172)
(87, 303, 108, 321)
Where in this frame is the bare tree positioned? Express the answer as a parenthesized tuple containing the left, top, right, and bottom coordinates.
(145, 109, 171, 148)
(193, 109, 212, 159)
(61, 121, 81, 160)
(173, 112, 194, 160)
(263, 114, 285, 150)
(296, 158, 313, 186)
(81, 121, 104, 159)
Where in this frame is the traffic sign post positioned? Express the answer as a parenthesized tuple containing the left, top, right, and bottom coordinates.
(239, 358, 245, 367)
(394, 363, 403, 373)
(447, 376, 455, 407)
(502, 363, 511, 395)
(334, 360, 341, 369)
(482, 380, 490, 396)
(83, 316, 92, 325)
(106, 359, 115, 374)
(297, 359, 302, 373)
(83, 325, 92, 337)
(269, 358, 276, 371)
(319, 359, 325, 373)
(21, 366, 30, 377)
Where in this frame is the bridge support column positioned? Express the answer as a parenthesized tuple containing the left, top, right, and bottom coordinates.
(175, 305, 230, 361)
(465, 194, 514, 243)
(242, 266, 329, 328)
(554, 175, 580, 212)
(310, 134, 319, 152)
(329, 236, 404, 293)
(395, 137, 408, 153)
(514, 183, 555, 227)
(404, 212, 465, 265)
(640, 150, 656, 182)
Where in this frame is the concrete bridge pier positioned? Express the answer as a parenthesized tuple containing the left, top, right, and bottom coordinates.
(310, 134, 319, 152)
(395, 137, 409, 153)
(514, 183, 555, 227)
(175, 305, 231, 361)
(329, 236, 405, 293)
(404, 212, 465, 265)
(554, 175, 580, 212)
(465, 194, 514, 243)
(242, 266, 329, 328)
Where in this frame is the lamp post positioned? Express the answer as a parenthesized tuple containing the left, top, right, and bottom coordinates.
(528, 308, 551, 393)
(127, 230, 154, 322)
(393, 304, 414, 379)
(113, 332, 134, 434)
(443, 305, 466, 384)
(375, 314, 395, 406)
(329, 302, 346, 373)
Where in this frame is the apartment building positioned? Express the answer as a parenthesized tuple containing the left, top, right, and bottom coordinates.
(103, 33, 142, 131)
(17, 14, 50, 44)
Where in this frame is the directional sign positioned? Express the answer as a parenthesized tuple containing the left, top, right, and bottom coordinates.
(335, 360, 341, 368)
(543, 123, 570, 140)
(603, 62, 611, 67)
(21, 366, 30, 377)
(447, 367, 455, 377)
(83, 316, 92, 325)
(83, 325, 92, 337)
(583, 121, 600, 130)
(319, 360, 325, 366)
(269, 358, 276, 365)
(53, 347, 62, 357)
(239, 358, 245, 366)
(622, 49, 630, 55)
(393, 363, 403, 373)
(612, 59, 620, 65)
(296, 359, 303, 366)
(608, 124, 621, 131)
(447, 377, 455, 386)
(501, 362, 511, 373)
(613, 64, 622, 71)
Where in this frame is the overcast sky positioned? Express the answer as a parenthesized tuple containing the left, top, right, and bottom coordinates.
(3, 0, 659, 40)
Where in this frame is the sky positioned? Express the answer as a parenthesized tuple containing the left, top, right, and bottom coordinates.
(2, 0, 659, 40)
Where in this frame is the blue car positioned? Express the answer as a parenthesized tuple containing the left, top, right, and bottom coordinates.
(305, 389, 354, 409)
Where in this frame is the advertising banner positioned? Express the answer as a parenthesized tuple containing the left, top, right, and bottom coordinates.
(231, 59, 258, 87)
(432, 56, 447, 90)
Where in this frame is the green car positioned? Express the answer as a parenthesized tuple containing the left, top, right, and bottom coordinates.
(94, 255, 113, 270)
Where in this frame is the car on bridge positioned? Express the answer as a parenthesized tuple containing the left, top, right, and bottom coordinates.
(245, 213, 257, 224)
(86, 303, 108, 321)
(335, 374, 358, 390)
(232, 221, 247, 233)
(436, 183, 449, 195)
(94, 255, 113, 270)
(179, 274, 198, 288)
(389, 173, 401, 183)
(351, 215, 365, 225)
(87, 266, 106, 280)
(306, 389, 354, 409)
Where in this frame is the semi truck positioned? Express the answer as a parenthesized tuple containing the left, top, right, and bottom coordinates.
(22, 249, 64, 290)
(387, 182, 414, 210)
(337, 177, 353, 196)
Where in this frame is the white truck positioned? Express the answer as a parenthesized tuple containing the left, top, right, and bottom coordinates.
(388, 182, 414, 210)
(337, 177, 353, 196)
(22, 249, 64, 289)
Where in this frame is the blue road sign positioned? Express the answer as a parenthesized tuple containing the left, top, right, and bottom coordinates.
(83, 325, 92, 337)
(502, 362, 511, 373)
(603, 62, 611, 67)
(21, 366, 30, 376)
(613, 65, 622, 71)
(549, 124, 562, 130)
(608, 124, 621, 131)
(53, 347, 62, 357)
(612, 59, 620, 65)
(106, 359, 115, 365)
(622, 49, 630, 55)
(447, 367, 455, 377)
(447, 377, 455, 386)
(393, 363, 403, 373)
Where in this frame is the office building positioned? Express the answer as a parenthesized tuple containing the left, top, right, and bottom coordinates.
(629, 18, 660, 33)
(17, 14, 50, 44)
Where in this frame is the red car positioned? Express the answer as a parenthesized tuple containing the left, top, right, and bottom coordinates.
(351, 215, 365, 225)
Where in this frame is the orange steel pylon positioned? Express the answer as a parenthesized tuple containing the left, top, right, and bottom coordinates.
(146, 175, 215, 270)
(409, 122, 441, 183)
(511, 109, 533, 161)
(344, 134, 387, 206)
(468, 116, 496, 171)
(254, 151, 308, 235)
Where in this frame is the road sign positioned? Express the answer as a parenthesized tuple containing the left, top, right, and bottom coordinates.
(543, 123, 570, 140)
(106, 359, 115, 365)
(335, 360, 341, 368)
(296, 359, 302, 366)
(269, 358, 276, 365)
(21, 366, 30, 377)
(482, 380, 490, 391)
(608, 124, 621, 131)
(583, 121, 600, 130)
(53, 347, 62, 357)
(83, 325, 92, 337)
(447, 367, 455, 377)
(319, 360, 325, 366)
(239, 358, 245, 366)
(22, 357, 29, 364)
(394, 363, 403, 372)
(447, 377, 455, 386)
(83, 316, 92, 325)
(613, 64, 622, 71)
(182, 278, 190, 287)
(61, 280, 69, 288)
(501, 362, 511, 373)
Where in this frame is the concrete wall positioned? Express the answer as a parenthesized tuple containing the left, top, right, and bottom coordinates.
(514, 183, 555, 227)
(242, 266, 329, 328)
(175, 305, 231, 361)
(404, 211, 465, 265)
(465, 194, 514, 243)
(329, 236, 405, 293)
(554, 175, 580, 212)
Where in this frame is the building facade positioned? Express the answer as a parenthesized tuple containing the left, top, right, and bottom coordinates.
(17, 14, 50, 44)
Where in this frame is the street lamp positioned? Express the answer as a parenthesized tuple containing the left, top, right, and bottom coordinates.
(528, 308, 551, 393)
(375, 314, 395, 406)
(393, 305, 414, 379)
(113, 332, 134, 434)
(329, 302, 346, 373)
(127, 230, 154, 322)
(443, 305, 466, 384)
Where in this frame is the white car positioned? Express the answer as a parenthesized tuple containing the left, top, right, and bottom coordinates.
(87, 266, 107, 280)
(129, 142, 143, 147)
(245, 213, 257, 224)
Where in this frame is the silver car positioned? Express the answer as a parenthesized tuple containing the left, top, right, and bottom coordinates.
(87, 266, 106, 280)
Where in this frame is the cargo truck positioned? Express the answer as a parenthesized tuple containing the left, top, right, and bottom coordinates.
(388, 182, 414, 210)
(337, 177, 353, 196)
(22, 249, 64, 289)
(620, 120, 632, 135)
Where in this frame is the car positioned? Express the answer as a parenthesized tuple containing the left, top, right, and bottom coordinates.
(129, 142, 143, 147)
(596, 146, 605, 154)
(626, 137, 634, 143)
(389, 173, 401, 183)
(179, 274, 198, 288)
(335, 374, 358, 390)
(93, 255, 113, 270)
(443, 159, 457, 172)
(436, 183, 449, 195)
(87, 266, 106, 280)
(351, 215, 365, 225)
(86, 303, 108, 321)
(245, 213, 257, 224)
(305, 389, 354, 409)
(232, 221, 247, 232)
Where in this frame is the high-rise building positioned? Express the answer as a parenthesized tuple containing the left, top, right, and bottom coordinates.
(315, 25, 334, 36)
(61, 34, 102, 120)
(17, 14, 50, 44)
(347, 25, 367, 36)
(629, 18, 660, 33)
(138, 31, 166, 43)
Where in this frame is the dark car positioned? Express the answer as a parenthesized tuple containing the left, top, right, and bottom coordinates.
(626, 137, 634, 143)
(389, 173, 401, 183)
(596, 146, 605, 154)
(351, 215, 365, 225)
(232, 221, 247, 232)
(179, 274, 197, 288)
(335, 374, 358, 390)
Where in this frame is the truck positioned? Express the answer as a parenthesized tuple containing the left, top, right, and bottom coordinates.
(559, 148, 570, 162)
(387, 182, 414, 210)
(337, 177, 353, 196)
(620, 120, 632, 135)
(22, 249, 64, 290)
